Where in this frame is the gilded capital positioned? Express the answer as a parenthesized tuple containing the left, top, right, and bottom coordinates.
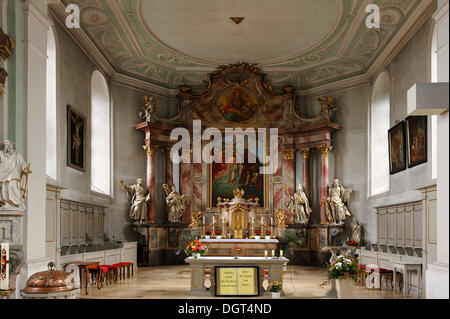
(318, 145, 333, 156)
(300, 148, 311, 159)
(283, 149, 295, 160)
(143, 143, 159, 156)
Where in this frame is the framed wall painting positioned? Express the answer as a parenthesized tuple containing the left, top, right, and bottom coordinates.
(406, 116, 427, 168)
(388, 121, 407, 175)
(67, 105, 86, 172)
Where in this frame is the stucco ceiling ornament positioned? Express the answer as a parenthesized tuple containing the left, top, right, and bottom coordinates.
(61, 0, 423, 90)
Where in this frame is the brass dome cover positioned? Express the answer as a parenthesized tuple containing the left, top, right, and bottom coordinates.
(22, 262, 77, 294)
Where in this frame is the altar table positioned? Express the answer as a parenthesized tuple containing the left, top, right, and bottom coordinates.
(199, 239, 278, 257)
(185, 256, 289, 297)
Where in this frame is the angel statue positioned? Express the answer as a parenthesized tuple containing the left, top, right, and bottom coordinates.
(0, 140, 31, 211)
(318, 96, 338, 120)
(189, 210, 203, 229)
(284, 184, 312, 225)
(118, 178, 151, 224)
(323, 179, 352, 225)
(274, 209, 288, 230)
(162, 184, 186, 223)
(139, 95, 159, 123)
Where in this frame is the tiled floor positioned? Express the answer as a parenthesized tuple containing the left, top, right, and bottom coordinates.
(79, 265, 419, 299)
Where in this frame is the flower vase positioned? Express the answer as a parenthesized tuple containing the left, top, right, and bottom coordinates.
(205, 236, 210, 240)
(335, 278, 356, 299)
(265, 236, 271, 240)
(271, 292, 281, 298)
(193, 253, 201, 259)
(254, 236, 260, 240)
(216, 235, 221, 240)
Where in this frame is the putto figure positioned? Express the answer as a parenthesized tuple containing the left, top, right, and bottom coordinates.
(118, 178, 151, 224)
(323, 179, 352, 225)
(162, 184, 186, 223)
(284, 184, 312, 224)
(0, 140, 31, 211)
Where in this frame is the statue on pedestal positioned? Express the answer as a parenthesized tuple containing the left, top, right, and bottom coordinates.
(0, 140, 31, 211)
(284, 184, 312, 224)
(352, 220, 361, 243)
(323, 179, 352, 225)
(162, 184, 185, 223)
(118, 178, 151, 224)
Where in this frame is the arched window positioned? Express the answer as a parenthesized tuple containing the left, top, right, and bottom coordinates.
(91, 70, 111, 195)
(370, 71, 391, 196)
(431, 25, 438, 180)
(46, 27, 57, 180)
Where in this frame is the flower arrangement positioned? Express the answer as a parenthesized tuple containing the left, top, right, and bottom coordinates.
(327, 256, 360, 281)
(269, 281, 282, 292)
(254, 230, 261, 235)
(266, 231, 271, 236)
(346, 240, 359, 247)
(185, 240, 208, 258)
(214, 231, 221, 236)
(205, 231, 211, 236)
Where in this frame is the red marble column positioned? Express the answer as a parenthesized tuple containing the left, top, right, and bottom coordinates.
(144, 142, 158, 223)
(165, 147, 173, 186)
(318, 145, 333, 224)
(180, 151, 193, 223)
(282, 149, 296, 223)
(193, 163, 203, 211)
(300, 148, 311, 198)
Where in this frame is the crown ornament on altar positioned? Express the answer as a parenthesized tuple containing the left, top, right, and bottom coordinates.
(233, 188, 245, 199)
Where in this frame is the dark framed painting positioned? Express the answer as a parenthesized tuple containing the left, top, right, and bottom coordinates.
(388, 121, 407, 175)
(67, 105, 86, 172)
(208, 133, 268, 209)
(406, 116, 427, 168)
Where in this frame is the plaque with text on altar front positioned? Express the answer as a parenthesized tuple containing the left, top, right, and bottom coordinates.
(215, 266, 259, 297)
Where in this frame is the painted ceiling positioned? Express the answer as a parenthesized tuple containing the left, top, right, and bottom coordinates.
(63, 0, 423, 90)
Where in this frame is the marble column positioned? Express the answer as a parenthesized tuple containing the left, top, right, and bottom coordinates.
(300, 148, 311, 198)
(318, 145, 333, 225)
(180, 151, 193, 223)
(143, 143, 158, 223)
(282, 149, 295, 223)
(165, 147, 173, 187)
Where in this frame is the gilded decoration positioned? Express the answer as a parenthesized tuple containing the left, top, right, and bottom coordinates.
(0, 28, 14, 95)
(318, 145, 333, 157)
(143, 143, 159, 156)
(283, 149, 295, 160)
(300, 148, 311, 159)
(216, 86, 259, 123)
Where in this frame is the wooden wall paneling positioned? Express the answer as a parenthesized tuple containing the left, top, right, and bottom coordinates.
(69, 202, 79, 245)
(60, 201, 70, 246)
(405, 203, 414, 247)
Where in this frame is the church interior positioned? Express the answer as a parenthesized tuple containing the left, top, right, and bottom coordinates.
(0, 0, 449, 301)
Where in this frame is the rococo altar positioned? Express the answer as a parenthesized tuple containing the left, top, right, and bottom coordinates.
(125, 63, 354, 272)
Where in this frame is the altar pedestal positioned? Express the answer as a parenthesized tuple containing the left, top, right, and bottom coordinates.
(200, 239, 278, 257)
(185, 256, 289, 297)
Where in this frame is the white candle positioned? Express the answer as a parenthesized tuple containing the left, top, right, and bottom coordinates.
(264, 250, 268, 258)
(280, 250, 284, 258)
(271, 217, 273, 225)
(0, 243, 9, 290)
(271, 250, 275, 258)
(203, 216, 205, 225)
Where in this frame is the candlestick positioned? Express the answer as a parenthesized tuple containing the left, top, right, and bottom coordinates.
(212, 216, 216, 238)
(271, 250, 275, 258)
(264, 250, 268, 259)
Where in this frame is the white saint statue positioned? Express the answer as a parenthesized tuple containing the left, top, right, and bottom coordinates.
(162, 184, 185, 223)
(324, 179, 352, 225)
(352, 220, 361, 243)
(284, 184, 312, 224)
(0, 140, 31, 211)
(118, 178, 151, 224)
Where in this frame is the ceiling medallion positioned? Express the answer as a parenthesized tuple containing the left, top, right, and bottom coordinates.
(230, 17, 245, 25)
